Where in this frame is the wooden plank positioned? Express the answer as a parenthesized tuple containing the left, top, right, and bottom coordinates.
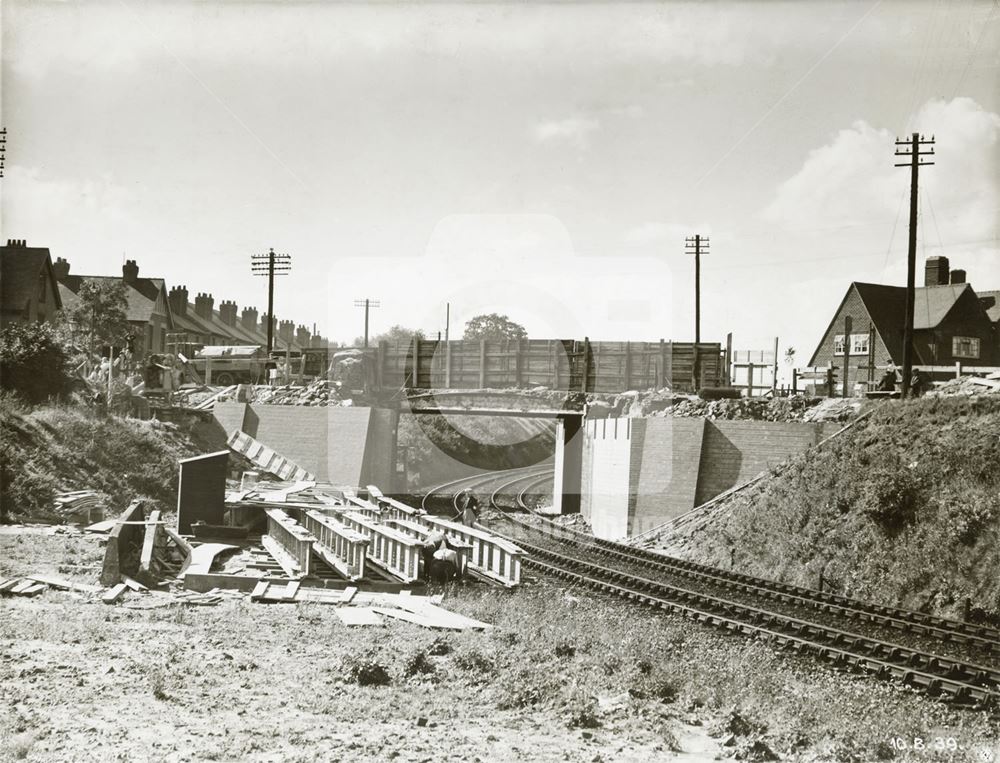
(392, 597, 492, 630)
(20, 584, 47, 596)
(341, 586, 358, 604)
(284, 581, 301, 601)
(102, 583, 128, 604)
(179, 542, 239, 578)
(0, 579, 21, 593)
(10, 581, 34, 594)
(250, 581, 269, 600)
(163, 527, 193, 556)
(139, 510, 163, 581)
(371, 606, 463, 630)
(26, 575, 101, 594)
(336, 607, 383, 627)
(121, 576, 148, 592)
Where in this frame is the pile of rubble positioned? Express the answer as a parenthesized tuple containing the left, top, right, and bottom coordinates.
(251, 379, 347, 406)
(927, 374, 1000, 398)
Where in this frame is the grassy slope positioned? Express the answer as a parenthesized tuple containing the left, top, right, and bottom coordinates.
(2, 530, 997, 762)
(0, 396, 220, 522)
(664, 396, 1000, 622)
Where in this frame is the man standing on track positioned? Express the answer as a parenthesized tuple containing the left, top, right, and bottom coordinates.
(456, 488, 480, 527)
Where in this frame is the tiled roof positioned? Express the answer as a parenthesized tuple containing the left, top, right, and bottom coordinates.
(1, 246, 62, 313)
(58, 274, 166, 324)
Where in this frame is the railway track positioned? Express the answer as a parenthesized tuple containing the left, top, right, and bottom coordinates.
(452, 474, 1000, 708)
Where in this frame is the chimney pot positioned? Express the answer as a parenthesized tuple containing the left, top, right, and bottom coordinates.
(950, 269, 967, 285)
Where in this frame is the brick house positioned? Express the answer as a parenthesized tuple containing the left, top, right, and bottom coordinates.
(55, 259, 173, 356)
(809, 256, 999, 389)
(0, 240, 63, 327)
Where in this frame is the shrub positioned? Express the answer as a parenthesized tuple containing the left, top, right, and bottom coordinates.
(344, 655, 391, 687)
(403, 649, 435, 677)
(0, 323, 73, 403)
(860, 467, 924, 535)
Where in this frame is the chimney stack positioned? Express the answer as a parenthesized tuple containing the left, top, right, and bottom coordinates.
(924, 256, 950, 287)
(5, 239, 27, 248)
(278, 320, 295, 343)
(122, 259, 139, 284)
(295, 325, 311, 346)
(219, 300, 238, 326)
(168, 285, 189, 316)
(950, 269, 967, 285)
(194, 292, 215, 320)
(241, 307, 259, 333)
(52, 257, 70, 281)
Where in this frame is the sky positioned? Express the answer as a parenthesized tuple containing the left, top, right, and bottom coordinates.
(2, 1, 998, 378)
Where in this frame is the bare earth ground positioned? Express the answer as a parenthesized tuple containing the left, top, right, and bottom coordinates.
(1, 527, 998, 763)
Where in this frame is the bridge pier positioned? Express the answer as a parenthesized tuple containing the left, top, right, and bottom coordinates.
(548, 415, 584, 515)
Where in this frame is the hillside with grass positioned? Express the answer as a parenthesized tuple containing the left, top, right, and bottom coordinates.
(657, 396, 1000, 623)
(0, 394, 221, 523)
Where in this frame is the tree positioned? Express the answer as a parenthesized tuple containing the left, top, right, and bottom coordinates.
(66, 280, 130, 352)
(784, 347, 796, 366)
(0, 322, 73, 403)
(354, 325, 426, 347)
(463, 313, 527, 341)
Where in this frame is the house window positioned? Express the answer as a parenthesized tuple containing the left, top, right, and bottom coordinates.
(851, 333, 869, 354)
(833, 334, 845, 355)
(952, 336, 980, 359)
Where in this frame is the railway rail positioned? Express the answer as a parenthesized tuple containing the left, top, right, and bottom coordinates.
(418, 469, 1000, 708)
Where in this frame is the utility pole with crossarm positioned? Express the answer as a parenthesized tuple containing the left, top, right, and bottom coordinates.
(251, 248, 291, 355)
(894, 133, 935, 398)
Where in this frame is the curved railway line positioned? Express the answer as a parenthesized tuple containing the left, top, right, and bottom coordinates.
(421, 469, 1000, 708)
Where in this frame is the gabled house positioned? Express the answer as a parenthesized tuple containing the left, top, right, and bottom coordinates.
(809, 256, 999, 389)
(55, 258, 174, 356)
(0, 240, 63, 327)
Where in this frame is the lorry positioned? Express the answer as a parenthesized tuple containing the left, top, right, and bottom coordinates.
(189, 345, 270, 386)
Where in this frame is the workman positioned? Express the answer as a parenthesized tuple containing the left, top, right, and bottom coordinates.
(456, 488, 480, 527)
(876, 365, 897, 393)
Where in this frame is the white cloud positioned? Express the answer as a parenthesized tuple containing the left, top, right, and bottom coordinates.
(763, 98, 1000, 264)
(531, 117, 601, 148)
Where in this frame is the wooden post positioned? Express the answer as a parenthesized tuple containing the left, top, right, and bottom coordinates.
(955, 361, 961, 379)
(724, 332, 733, 386)
(792, 367, 798, 395)
(746, 362, 754, 398)
(582, 337, 591, 393)
(298, 353, 306, 384)
(656, 339, 665, 389)
(772, 337, 779, 396)
(107, 346, 114, 404)
(551, 341, 560, 389)
(826, 365, 835, 397)
(445, 341, 452, 388)
(624, 341, 632, 390)
(478, 340, 486, 389)
(665, 341, 673, 391)
(842, 316, 852, 398)
(867, 323, 876, 385)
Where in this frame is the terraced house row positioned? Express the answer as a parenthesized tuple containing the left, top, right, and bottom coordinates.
(0, 239, 329, 356)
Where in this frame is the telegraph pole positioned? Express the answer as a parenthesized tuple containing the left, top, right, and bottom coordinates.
(251, 247, 291, 354)
(353, 298, 381, 348)
(684, 235, 709, 343)
(445, 302, 450, 342)
(894, 133, 935, 397)
(0, 127, 7, 178)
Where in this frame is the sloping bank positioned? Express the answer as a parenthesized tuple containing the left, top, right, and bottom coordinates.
(0, 394, 217, 523)
(654, 395, 1000, 623)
